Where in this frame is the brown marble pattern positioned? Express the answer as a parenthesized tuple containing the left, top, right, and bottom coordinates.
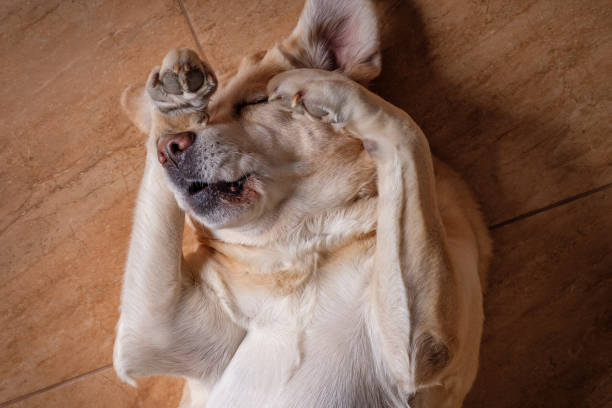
(182, 0, 304, 73)
(466, 189, 612, 408)
(371, 0, 612, 225)
(8, 369, 184, 408)
(0, 0, 198, 403)
(0, 0, 610, 406)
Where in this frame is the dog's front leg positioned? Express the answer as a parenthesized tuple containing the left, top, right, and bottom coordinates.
(269, 69, 461, 395)
(361, 114, 459, 392)
(114, 49, 244, 386)
(113, 141, 185, 384)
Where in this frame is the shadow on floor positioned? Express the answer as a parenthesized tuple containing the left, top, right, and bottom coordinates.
(370, 1, 612, 406)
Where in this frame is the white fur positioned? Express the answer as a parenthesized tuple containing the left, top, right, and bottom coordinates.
(114, 1, 491, 407)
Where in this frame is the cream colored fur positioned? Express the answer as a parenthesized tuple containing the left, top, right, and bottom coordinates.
(113, 1, 491, 407)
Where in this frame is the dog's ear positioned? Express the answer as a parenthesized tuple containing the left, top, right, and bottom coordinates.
(283, 0, 381, 84)
(120, 83, 153, 135)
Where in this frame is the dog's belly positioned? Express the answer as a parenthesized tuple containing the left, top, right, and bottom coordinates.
(201, 194, 484, 408)
(274, 323, 394, 408)
(205, 241, 396, 407)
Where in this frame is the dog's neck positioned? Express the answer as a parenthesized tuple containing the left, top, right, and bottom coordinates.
(194, 196, 378, 277)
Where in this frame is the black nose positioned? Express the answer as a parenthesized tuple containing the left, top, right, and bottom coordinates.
(157, 132, 195, 164)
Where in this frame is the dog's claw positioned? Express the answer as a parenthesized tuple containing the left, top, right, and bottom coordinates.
(151, 72, 160, 88)
(291, 92, 303, 108)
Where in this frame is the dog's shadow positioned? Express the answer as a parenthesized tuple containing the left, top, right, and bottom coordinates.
(372, 0, 512, 224)
(371, 1, 609, 406)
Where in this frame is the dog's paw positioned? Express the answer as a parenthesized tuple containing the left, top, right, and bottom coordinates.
(267, 69, 362, 127)
(147, 48, 217, 115)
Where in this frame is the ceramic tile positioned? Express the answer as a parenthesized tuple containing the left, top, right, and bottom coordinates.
(6, 369, 184, 408)
(372, 0, 612, 224)
(1, 0, 611, 406)
(0, 0, 197, 402)
(181, 0, 304, 73)
(465, 189, 612, 407)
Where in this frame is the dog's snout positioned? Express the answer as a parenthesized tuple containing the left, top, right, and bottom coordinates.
(157, 132, 195, 165)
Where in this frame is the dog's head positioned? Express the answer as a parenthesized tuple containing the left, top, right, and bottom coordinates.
(123, 0, 381, 244)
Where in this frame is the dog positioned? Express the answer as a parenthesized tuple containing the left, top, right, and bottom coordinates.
(113, 0, 492, 406)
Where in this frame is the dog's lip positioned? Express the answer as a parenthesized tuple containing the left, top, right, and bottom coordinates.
(186, 173, 251, 196)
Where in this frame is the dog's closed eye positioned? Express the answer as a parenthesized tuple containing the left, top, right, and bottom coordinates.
(235, 96, 268, 115)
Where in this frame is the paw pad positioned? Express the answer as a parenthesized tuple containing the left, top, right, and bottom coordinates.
(147, 48, 218, 113)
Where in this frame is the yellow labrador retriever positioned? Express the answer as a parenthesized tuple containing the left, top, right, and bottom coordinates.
(113, 0, 491, 406)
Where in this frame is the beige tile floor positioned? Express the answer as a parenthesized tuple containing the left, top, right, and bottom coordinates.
(0, 0, 610, 406)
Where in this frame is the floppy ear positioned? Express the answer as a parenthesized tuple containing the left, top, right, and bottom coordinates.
(283, 0, 381, 83)
(120, 83, 153, 135)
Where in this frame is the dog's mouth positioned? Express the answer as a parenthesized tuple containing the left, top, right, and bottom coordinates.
(187, 174, 252, 202)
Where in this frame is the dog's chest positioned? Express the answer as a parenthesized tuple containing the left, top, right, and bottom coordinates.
(217, 239, 376, 323)
(207, 243, 389, 407)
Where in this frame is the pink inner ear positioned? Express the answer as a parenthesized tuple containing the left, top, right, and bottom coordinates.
(327, 15, 359, 70)
(338, 10, 377, 69)
(294, 0, 380, 79)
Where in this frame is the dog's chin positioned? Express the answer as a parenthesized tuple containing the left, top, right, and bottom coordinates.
(178, 174, 261, 229)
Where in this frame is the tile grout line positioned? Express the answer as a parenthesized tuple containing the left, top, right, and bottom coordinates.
(489, 181, 612, 230)
(177, 0, 207, 61)
(0, 365, 113, 408)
